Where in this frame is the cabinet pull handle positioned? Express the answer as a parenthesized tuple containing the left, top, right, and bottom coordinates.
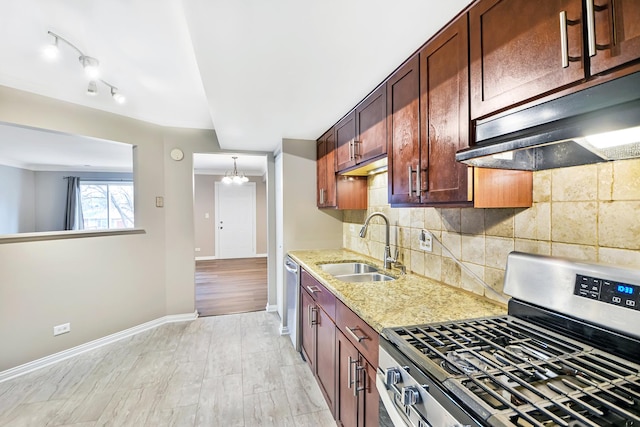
(347, 356, 356, 390)
(416, 166, 422, 198)
(353, 139, 361, 159)
(308, 305, 312, 328)
(310, 307, 318, 326)
(355, 365, 366, 396)
(560, 11, 570, 68)
(319, 188, 324, 205)
(306, 285, 320, 294)
(348, 139, 354, 161)
(586, 0, 596, 57)
(407, 166, 413, 196)
(345, 325, 367, 343)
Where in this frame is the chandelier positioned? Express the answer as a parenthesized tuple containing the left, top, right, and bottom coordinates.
(222, 156, 249, 184)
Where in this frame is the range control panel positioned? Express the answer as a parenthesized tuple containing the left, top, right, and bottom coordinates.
(574, 274, 640, 310)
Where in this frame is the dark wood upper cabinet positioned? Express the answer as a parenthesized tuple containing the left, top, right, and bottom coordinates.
(335, 112, 357, 172)
(317, 129, 336, 208)
(470, 0, 585, 119)
(336, 85, 387, 174)
(354, 85, 387, 164)
(387, 55, 421, 206)
(470, 0, 640, 120)
(590, 0, 640, 75)
(420, 14, 471, 205)
(317, 128, 367, 210)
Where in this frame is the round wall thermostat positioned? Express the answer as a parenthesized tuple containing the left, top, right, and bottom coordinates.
(170, 148, 184, 161)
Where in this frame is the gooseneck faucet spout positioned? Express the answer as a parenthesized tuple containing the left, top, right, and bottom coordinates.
(359, 211, 395, 269)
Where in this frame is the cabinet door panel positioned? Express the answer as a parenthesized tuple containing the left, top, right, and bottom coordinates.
(470, 0, 584, 119)
(336, 330, 359, 427)
(300, 288, 315, 372)
(591, 0, 640, 75)
(355, 85, 387, 163)
(336, 112, 357, 172)
(317, 129, 336, 208)
(387, 55, 420, 205)
(317, 139, 327, 207)
(316, 307, 336, 414)
(420, 15, 471, 205)
(360, 359, 379, 427)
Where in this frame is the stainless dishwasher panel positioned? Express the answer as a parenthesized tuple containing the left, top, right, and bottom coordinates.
(284, 256, 300, 351)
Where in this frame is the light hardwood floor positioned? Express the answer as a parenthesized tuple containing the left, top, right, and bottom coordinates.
(0, 311, 336, 427)
(195, 258, 268, 317)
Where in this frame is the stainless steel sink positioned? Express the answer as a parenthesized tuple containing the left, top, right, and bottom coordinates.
(334, 272, 395, 282)
(319, 262, 378, 276)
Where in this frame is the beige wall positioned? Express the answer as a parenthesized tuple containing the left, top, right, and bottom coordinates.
(0, 86, 234, 371)
(343, 159, 640, 304)
(194, 174, 268, 258)
(275, 139, 343, 319)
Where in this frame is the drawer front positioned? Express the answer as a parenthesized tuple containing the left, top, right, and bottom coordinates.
(301, 268, 336, 321)
(336, 301, 378, 367)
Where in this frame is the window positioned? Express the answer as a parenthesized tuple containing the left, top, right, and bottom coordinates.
(80, 181, 134, 230)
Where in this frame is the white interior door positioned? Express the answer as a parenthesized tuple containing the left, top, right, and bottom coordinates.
(215, 182, 256, 259)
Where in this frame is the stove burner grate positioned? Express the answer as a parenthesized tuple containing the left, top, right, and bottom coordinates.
(386, 316, 640, 426)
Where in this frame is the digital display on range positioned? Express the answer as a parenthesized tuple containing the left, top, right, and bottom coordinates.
(574, 274, 640, 311)
(617, 284, 634, 295)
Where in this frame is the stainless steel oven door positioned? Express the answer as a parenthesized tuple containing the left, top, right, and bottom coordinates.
(376, 374, 411, 426)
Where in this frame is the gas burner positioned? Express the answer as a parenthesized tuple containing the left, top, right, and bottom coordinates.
(442, 351, 490, 375)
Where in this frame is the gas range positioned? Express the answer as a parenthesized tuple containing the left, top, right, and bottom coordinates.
(377, 252, 640, 427)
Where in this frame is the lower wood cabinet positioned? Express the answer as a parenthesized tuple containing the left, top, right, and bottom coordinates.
(336, 330, 379, 427)
(299, 269, 380, 427)
(300, 269, 336, 413)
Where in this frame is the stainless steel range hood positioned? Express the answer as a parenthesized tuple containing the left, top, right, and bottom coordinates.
(456, 71, 640, 170)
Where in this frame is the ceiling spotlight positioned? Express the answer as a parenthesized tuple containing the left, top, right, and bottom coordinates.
(110, 87, 126, 104)
(42, 34, 59, 60)
(87, 81, 98, 96)
(79, 55, 100, 79)
(44, 31, 126, 104)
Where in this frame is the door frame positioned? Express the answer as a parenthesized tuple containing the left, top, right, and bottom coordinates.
(214, 181, 257, 259)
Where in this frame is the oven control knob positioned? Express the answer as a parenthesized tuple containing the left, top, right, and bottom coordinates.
(402, 386, 421, 406)
(385, 368, 402, 386)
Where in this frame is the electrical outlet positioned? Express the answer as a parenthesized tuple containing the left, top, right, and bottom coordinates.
(419, 229, 433, 252)
(195, 247, 201, 252)
(53, 323, 71, 336)
(349, 224, 355, 233)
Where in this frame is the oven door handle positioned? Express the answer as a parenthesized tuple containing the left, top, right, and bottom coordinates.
(376, 374, 415, 427)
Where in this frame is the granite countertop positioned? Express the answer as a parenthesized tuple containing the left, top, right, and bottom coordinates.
(288, 249, 507, 333)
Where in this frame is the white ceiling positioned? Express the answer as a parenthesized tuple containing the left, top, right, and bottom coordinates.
(0, 122, 132, 172)
(0, 0, 473, 160)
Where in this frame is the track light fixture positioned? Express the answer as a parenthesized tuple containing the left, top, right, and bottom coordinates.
(43, 31, 125, 104)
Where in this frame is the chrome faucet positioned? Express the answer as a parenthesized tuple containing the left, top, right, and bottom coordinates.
(359, 211, 402, 271)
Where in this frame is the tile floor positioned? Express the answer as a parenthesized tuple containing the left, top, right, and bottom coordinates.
(0, 311, 337, 427)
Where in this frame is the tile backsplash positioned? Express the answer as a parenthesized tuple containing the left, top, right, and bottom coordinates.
(342, 158, 640, 303)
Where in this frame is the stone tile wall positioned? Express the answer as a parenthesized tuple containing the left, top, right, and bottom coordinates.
(342, 158, 640, 303)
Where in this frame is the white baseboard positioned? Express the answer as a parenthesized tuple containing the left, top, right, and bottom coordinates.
(0, 310, 198, 384)
(279, 325, 290, 336)
(195, 254, 267, 261)
(265, 304, 278, 312)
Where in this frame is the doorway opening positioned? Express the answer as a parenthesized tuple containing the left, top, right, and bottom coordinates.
(193, 153, 268, 317)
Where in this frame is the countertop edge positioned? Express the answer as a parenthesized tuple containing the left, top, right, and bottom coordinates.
(288, 249, 508, 333)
